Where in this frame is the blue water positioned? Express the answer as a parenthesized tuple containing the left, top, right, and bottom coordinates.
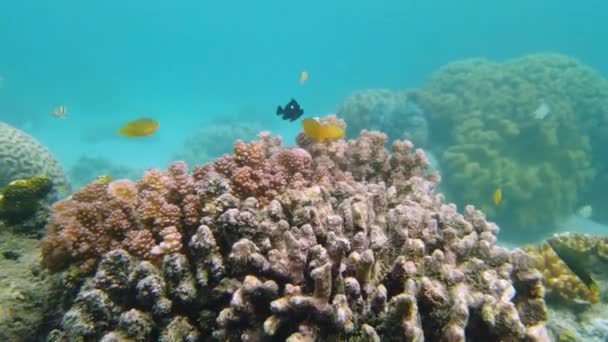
(3, 2, 608, 340)
(1, 0, 607, 170)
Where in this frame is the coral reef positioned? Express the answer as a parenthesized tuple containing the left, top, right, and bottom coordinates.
(42, 122, 549, 340)
(69, 155, 142, 190)
(414, 53, 608, 236)
(336, 89, 429, 147)
(525, 232, 608, 341)
(172, 120, 265, 166)
(538, 233, 608, 342)
(0, 122, 71, 194)
(525, 241, 600, 304)
(0, 176, 53, 225)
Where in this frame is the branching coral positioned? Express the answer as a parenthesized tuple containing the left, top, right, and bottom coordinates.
(42, 118, 549, 341)
(40, 166, 201, 274)
(414, 53, 607, 235)
(205, 134, 315, 205)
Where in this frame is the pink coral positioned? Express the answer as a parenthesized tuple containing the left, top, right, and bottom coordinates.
(151, 226, 183, 255)
(40, 117, 435, 277)
(167, 161, 193, 200)
(123, 230, 155, 258)
(140, 168, 170, 193)
(276, 148, 312, 176)
(233, 140, 265, 168)
(107, 179, 138, 206)
(208, 139, 315, 205)
(40, 161, 204, 274)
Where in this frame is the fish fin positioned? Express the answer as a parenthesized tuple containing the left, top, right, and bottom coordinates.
(276, 106, 283, 115)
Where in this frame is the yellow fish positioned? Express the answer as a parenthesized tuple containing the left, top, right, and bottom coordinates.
(50, 105, 68, 119)
(118, 118, 159, 137)
(55, 186, 69, 193)
(300, 70, 309, 84)
(301, 118, 344, 142)
(493, 187, 502, 206)
(96, 175, 112, 184)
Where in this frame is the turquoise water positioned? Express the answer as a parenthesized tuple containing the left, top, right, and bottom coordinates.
(2, 2, 608, 340)
(1, 0, 607, 169)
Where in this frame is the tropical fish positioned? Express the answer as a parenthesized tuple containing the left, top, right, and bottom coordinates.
(55, 186, 69, 193)
(301, 118, 345, 142)
(50, 105, 68, 119)
(300, 70, 309, 84)
(492, 187, 502, 206)
(118, 118, 159, 137)
(532, 101, 550, 120)
(576, 205, 593, 219)
(547, 235, 599, 302)
(96, 175, 112, 184)
(277, 99, 304, 121)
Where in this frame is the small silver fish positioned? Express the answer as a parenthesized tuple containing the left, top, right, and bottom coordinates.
(532, 101, 550, 120)
(577, 205, 593, 219)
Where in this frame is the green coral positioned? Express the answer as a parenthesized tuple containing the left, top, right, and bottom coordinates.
(0, 122, 71, 193)
(415, 54, 608, 237)
(0, 176, 53, 224)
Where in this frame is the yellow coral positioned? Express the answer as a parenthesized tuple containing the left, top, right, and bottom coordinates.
(0, 176, 53, 223)
(526, 234, 606, 303)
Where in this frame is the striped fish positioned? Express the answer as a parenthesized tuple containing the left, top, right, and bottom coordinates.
(50, 105, 68, 119)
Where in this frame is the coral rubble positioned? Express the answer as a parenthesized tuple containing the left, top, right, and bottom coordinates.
(42, 121, 549, 340)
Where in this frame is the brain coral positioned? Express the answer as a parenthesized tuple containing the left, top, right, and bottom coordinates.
(336, 89, 429, 147)
(0, 122, 71, 193)
(414, 53, 608, 237)
(42, 121, 549, 341)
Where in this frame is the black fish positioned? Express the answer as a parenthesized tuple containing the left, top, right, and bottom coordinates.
(547, 236, 598, 292)
(276, 98, 304, 121)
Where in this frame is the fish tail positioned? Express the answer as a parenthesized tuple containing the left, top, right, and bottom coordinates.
(276, 106, 283, 115)
(117, 127, 128, 136)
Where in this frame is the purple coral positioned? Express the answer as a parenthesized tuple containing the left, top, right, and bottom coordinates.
(42, 117, 548, 341)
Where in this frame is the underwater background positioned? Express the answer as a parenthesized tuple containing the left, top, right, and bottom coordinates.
(2, 0, 608, 341)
